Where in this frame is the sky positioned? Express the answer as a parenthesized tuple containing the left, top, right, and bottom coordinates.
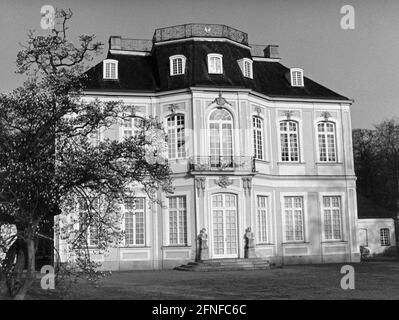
(0, 0, 398, 129)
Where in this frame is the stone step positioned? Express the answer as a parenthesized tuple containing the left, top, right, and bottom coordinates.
(175, 258, 273, 272)
(175, 265, 271, 272)
(188, 259, 269, 265)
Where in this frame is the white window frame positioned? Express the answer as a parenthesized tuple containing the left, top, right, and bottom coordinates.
(279, 120, 300, 162)
(89, 127, 101, 147)
(256, 195, 269, 244)
(319, 192, 346, 242)
(168, 196, 188, 246)
(208, 108, 234, 167)
(123, 197, 146, 247)
(169, 55, 186, 76)
(166, 113, 186, 159)
(238, 58, 253, 79)
(290, 68, 304, 87)
(280, 192, 308, 243)
(380, 228, 390, 246)
(252, 116, 264, 160)
(78, 197, 100, 247)
(317, 121, 337, 162)
(123, 116, 144, 139)
(321, 195, 343, 241)
(103, 59, 118, 80)
(207, 53, 223, 74)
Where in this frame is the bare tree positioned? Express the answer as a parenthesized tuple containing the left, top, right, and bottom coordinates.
(0, 9, 172, 299)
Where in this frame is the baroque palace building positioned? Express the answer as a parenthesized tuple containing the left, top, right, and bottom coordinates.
(58, 24, 360, 270)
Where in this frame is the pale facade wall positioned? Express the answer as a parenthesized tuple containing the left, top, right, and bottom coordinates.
(358, 218, 396, 256)
(58, 89, 360, 270)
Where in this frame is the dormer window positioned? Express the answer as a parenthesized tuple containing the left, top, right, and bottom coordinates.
(169, 55, 186, 76)
(103, 59, 118, 80)
(290, 68, 304, 87)
(238, 58, 253, 79)
(207, 53, 223, 74)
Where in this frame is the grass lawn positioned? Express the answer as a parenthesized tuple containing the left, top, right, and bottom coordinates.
(25, 260, 399, 300)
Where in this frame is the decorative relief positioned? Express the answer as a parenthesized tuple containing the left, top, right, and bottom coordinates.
(321, 111, 332, 121)
(209, 92, 232, 107)
(123, 105, 145, 116)
(255, 106, 263, 117)
(165, 102, 186, 114)
(195, 177, 206, 196)
(168, 103, 179, 114)
(283, 110, 294, 120)
(215, 176, 233, 188)
(242, 177, 252, 194)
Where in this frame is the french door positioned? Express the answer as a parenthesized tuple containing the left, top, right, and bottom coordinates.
(209, 108, 233, 168)
(211, 193, 238, 258)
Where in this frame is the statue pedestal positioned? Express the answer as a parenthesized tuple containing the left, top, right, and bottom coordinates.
(244, 240, 256, 259)
(244, 228, 256, 259)
(196, 229, 209, 261)
(198, 242, 209, 261)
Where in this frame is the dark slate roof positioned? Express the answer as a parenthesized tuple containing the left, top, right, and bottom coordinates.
(85, 39, 349, 101)
(85, 55, 157, 92)
(357, 194, 395, 219)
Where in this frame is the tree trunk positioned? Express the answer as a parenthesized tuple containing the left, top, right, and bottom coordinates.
(1, 225, 38, 300)
(13, 235, 36, 300)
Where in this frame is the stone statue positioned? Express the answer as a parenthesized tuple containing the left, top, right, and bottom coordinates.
(244, 227, 256, 259)
(197, 228, 209, 261)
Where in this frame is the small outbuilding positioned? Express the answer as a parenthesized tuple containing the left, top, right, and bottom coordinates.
(357, 195, 397, 257)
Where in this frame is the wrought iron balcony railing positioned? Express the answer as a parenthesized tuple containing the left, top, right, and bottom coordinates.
(189, 156, 255, 172)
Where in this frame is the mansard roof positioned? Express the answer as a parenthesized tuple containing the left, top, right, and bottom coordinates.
(85, 24, 349, 101)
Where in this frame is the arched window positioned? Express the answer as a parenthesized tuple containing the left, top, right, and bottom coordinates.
(169, 55, 186, 76)
(209, 108, 233, 168)
(252, 116, 264, 160)
(317, 121, 337, 162)
(279, 120, 299, 162)
(103, 59, 118, 79)
(167, 114, 185, 159)
(123, 116, 144, 139)
(207, 53, 223, 74)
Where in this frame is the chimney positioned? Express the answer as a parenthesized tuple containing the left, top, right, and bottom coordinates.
(109, 36, 122, 50)
(264, 45, 279, 59)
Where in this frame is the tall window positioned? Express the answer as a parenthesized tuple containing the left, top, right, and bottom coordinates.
(123, 116, 144, 139)
(169, 55, 186, 76)
(322, 196, 342, 240)
(167, 114, 185, 159)
(284, 196, 304, 242)
(103, 59, 118, 80)
(89, 128, 100, 147)
(124, 197, 145, 246)
(253, 116, 264, 160)
(257, 196, 269, 243)
(78, 198, 100, 246)
(168, 196, 187, 245)
(207, 53, 223, 74)
(209, 108, 233, 167)
(380, 228, 390, 246)
(290, 68, 303, 87)
(280, 120, 299, 162)
(317, 121, 337, 162)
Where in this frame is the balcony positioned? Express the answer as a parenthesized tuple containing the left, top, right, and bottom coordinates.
(189, 156, 255, 173)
